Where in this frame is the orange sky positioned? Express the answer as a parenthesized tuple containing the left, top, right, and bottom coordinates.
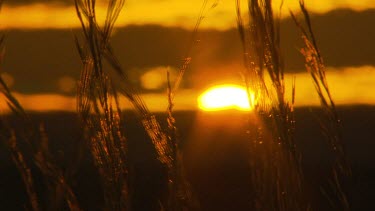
(0, 0, 375, 29)
(1, 66, 375, 113)
(0, 0, 374, 111)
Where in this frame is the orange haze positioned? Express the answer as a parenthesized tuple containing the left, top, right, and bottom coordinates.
(1, 1, 374, 29)
(1, 66, 374, 113)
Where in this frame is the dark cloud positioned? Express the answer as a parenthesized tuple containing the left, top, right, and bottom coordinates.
(1, 9, 374, 94)
(284, 9, 375, 69)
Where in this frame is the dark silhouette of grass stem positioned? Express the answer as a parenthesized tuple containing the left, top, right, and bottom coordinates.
(0, 32, 80, 211)
(236, 0, 308, 210)
(75, 1, 219, 210)
(291, 1, 351, 210)
(165, 1, 219, 210)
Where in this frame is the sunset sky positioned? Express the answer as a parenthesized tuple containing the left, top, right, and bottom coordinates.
(1, 0, 375, 29)
(0, 0, 374, 111)
(2, 3, 374, 211)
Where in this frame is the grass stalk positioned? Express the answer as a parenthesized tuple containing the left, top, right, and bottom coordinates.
(75, 0, 174, 209)
(75, 1, 219, 210)
(165, 1, 219, 210)
(0, 34, 80, 210)
(236, 0, 308, 210)
(291, 1, 351, 209)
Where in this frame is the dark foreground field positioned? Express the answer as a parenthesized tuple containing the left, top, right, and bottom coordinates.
(1, 106, 374, 210)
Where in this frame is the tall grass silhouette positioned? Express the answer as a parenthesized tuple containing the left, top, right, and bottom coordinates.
(0, 31, 40, 211)
(0, 15, 80, 211)
(74, 0, 215, 210)
(0, 0, 353, 210)
(236, 0, 307, 210)
(236, 0, 351, 210)
(74, 0, 132, 209)
(291, 0, 351, 209)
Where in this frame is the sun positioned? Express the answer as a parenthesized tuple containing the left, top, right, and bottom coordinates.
(198, 84, 255, 111)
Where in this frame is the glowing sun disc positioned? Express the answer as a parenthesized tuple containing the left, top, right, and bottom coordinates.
(198, 84, 254, 111)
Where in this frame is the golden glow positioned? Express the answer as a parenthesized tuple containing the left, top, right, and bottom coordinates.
(198, 84, 254, 111)
(0, 90, 198, 113)
(140, 66, 177, 90)
(0, 4, 78, 29)
(0, 2, 209, 29)
(57, 76, 76, 93)
(288, 66, 375, 106)
(0, 66, 375, 113)
(0, 1, 374, 29)
(0, 93, 76, 113)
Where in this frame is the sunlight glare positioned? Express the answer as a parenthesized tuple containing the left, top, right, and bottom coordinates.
(198, 85, 255, 111)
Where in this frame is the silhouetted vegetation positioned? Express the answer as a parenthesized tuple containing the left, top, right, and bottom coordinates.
(0, 0, 352, 210)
